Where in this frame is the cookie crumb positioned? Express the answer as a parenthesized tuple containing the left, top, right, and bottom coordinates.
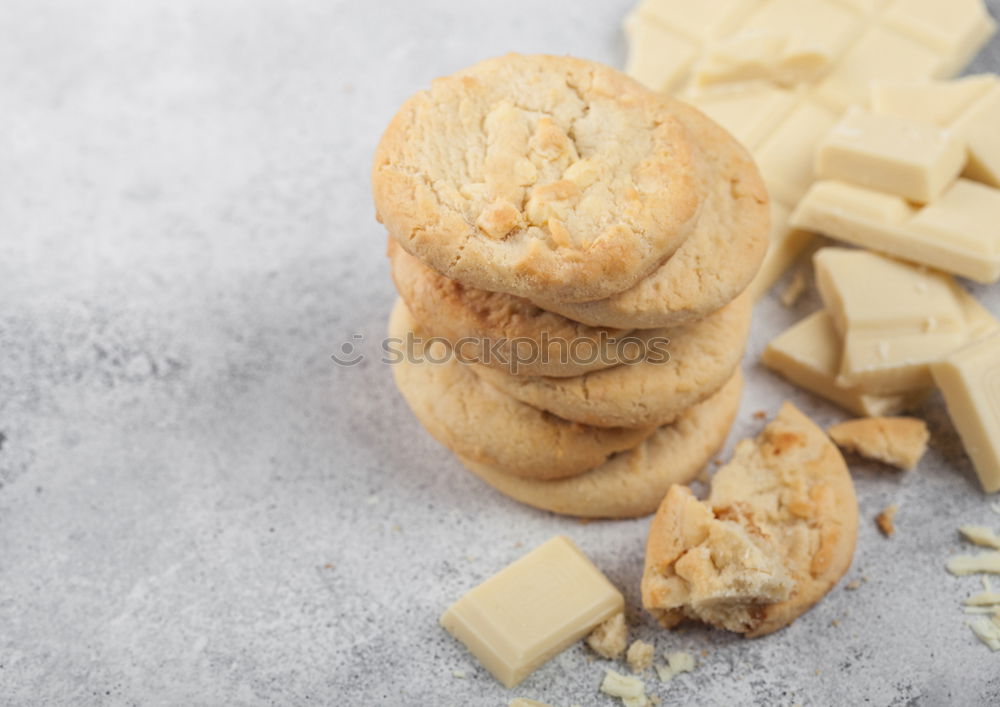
(831, 619, 840, 627)
(845, 579, 862, 590)
(452, 670, 466, 679)
(753, 410, 767, 420)
(626, 640, 655, 673)
(876, 505, 898, 537)
(587, 612, 627, 660)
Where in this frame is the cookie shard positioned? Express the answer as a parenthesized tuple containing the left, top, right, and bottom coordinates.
(827, 417, 929, 470)
(642, 402, 858, 638)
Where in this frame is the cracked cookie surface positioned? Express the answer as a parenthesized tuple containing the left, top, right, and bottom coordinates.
(373, 53, 705, 303)
(532, 99, 769, 328)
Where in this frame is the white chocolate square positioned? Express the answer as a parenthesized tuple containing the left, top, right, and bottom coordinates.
(793, 180, 1000, 283)
(440, 536, 623, 688)
(754, 99, 839, 205)
(687, 82, 796, 150)
(883, 0, 997, 77)
(932, 332, 1000, 493)
(815, 108, 966, 203)
(623, 12, 699, 92)
(813, 25, 946, 111)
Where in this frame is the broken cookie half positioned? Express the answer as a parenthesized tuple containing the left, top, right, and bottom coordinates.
(641, 402, 858, 638)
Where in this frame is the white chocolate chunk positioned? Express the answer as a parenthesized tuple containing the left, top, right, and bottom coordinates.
(969, 616, 1000, 651)
(656, 651, 697, 682)
(815, 108, 966, 204)
(762, 310, 929, 417)
(966, 590, 1000, 606)
(932, 333, 1000, 493)
(793, 180, 1000, 283)
(600, 669, 648, 700)
(440, 536, 624, 688)
(947, 552, 1000, 576)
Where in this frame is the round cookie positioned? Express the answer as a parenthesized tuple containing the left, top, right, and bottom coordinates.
(373, 53, 706, 304)
(641, 402, 858, 638)
(531, 99, 769, 328)
(457, 370, 743, 519)
(389, 239, 669, 379)
(472, 288, 751, 428)
(389, 299, 655, 481)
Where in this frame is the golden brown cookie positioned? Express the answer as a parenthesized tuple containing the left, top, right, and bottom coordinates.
(389, 240, 642, 378)
(457, 370, 743, 519)
(642, 402, 858, 638)
(532, 99, 769, 328)
(389, 300, 654, 480)
(473, 289, 751, 428)
(373, 53, 705, 304)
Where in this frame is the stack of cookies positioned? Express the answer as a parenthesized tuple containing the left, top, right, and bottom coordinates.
(373, 54, 769, 519)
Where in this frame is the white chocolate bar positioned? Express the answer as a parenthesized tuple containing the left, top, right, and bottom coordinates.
(440, 536, 624, 688)
(815, 108, 966, 203)
(793, 180, 1000, 283)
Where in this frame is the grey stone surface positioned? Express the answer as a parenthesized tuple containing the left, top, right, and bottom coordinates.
(1, 0, 999, 704)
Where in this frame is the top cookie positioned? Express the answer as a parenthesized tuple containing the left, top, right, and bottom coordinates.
(532, 99, 770, 328)
(372, 53, 705, 304)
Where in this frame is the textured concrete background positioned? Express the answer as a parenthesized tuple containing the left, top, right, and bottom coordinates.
(1, 1, 999, 705)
